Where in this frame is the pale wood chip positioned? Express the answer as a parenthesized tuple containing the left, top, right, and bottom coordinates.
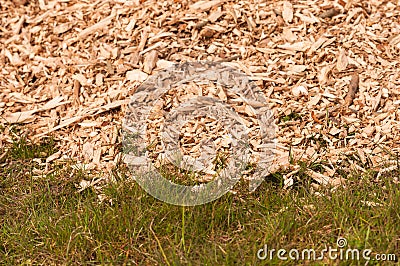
(132, 27, 150, 65)
(277, 41, 311, 52)
(3, 96, 68, 124)
(190, 0, 224, 12)
(126, 69, 148, 82)
(143, 50, 159, 74)
(282, 1, 293, 24)
(336, 49, 349, 72)
(76, 13, 115, 40)
(306, 169, 330, 185)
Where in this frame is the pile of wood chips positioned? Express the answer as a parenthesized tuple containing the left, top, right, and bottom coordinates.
(1, 0, 400, 189)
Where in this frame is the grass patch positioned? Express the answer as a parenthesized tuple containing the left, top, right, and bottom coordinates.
(0, 136, 399, 265)
(279, 111, 302, 123)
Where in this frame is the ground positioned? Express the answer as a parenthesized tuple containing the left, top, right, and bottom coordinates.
(0, 0, 399, 264)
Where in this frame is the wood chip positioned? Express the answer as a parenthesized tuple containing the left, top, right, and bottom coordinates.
(132, 27, 150, 65)
(282, 1, 293, 24)
(336, 49, 348, 72)
(190, 0, 224, 12)
(4, 96, 68, 124)
(143, 50, 158, 74)
(344, 73, 360, 106)
(76, 13, 115, 41)
(320, 8, 341, 19)
(126, 69, 148, 82)
(1, 0, 398, 189)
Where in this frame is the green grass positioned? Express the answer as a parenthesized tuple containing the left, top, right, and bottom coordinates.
(279, 111, 302, 123)
(0, 136, 399, 265)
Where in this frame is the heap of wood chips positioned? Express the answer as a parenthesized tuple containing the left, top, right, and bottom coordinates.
(1, 0, 400, 190)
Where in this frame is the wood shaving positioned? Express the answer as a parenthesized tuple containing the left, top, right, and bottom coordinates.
(1, 0, 399, 187)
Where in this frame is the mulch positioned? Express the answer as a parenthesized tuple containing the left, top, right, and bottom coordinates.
(1, 0, 399, 190)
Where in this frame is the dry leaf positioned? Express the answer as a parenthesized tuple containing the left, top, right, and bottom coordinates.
(329, 127, 341, 136)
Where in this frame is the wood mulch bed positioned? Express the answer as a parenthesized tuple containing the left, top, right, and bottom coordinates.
(1, 0, 399, 190)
